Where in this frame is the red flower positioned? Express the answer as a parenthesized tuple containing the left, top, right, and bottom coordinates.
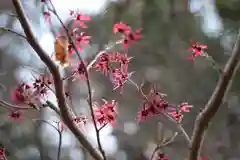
(72, 115, 87, 125)
(113, 22, 131, 34)
(121, 29, 143, 48)
(69, 9, 75, 16)
(112, 52, 132, 69)
(68, 43, 74, 55)
(156, 153, 169, 160)
(108, 52, 122, 62)
(11, 81, 48, 109)
(188, 42, 208, 62)
(167, 103, 193, 122)
(179, 102, 193, 112)
(8, 110, 24, 121)
(11, 83, 32, 104)
(0, 147, 6, 160)
(43, 11, 51, 24)
(94, 53, 111, 75)
(71, 61, 88, 80)
(32, 75, 52, 98)
(167, 109, 183, 122)
(137, 87, 168, 122)
(74, 13, 91, 28)
(75, 32, 91, 52)
(110, 67, 132, 91)
(113, 22, 143, 48)
(93, 99, 118, 127)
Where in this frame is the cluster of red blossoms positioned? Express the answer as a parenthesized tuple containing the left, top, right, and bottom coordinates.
(9, 75, 53, 120)
(0, 148, 6, 160)
(188, 41, 208, 62)
(94, 52, 133, 91)
(156, 153, 169, 160)
(113, 22, 143, 48)
(11, 76, 52, 106)
(136, 85, 193, 122)
(93, 99, 118, 127)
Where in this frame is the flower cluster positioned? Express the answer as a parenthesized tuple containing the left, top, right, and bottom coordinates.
(0, 148, 6, 160)
(11, 75, 53, 110)
(72, 115, 88, 125)
(93, 99, 118, 127)
(156, 153, 169, 160)
(93, 22, 143, 91)
(94, 52, 133, 91)
(137, 86, 169, 122)
(188, 41, 208, 62)
(113, 22, 143, 48)
(137, 85, 193, 122)
(167, 103, 193, 122)
(8, 110, 24, 121)
(66, 10, 91, 55)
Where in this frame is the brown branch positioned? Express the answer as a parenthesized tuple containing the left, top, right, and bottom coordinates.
(187, 29, 240, 160)
(11, 0, 103, 159)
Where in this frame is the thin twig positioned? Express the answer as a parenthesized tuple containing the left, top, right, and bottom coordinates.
(35, 119, 62, 160)
(57, 122, 63, 160)
(0, 100, 35, 110)
(187, 28, 240, 160)
(45, 101, 61, 115)
(0, 11, 18, 17)
(11, 0, 103, 159)
(204, 53, 223, 75)
(0, 27, 26, 39)
(163, 113, 190, 143)
(150, 132, 179, 160)
(98, 123, 108, 132)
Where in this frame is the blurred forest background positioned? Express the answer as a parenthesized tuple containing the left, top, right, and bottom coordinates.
(0, 0, 240, 159)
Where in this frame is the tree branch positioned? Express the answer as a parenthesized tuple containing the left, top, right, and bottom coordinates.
(11, 0, 103, 159)
(187, 29, 240, 160)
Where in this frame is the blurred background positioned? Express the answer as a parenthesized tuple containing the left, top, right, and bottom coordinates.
(0, 0, 240, 159)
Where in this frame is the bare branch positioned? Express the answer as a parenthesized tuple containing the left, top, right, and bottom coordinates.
(11, 0, 103, 159)
(187, 29, 240, 160)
